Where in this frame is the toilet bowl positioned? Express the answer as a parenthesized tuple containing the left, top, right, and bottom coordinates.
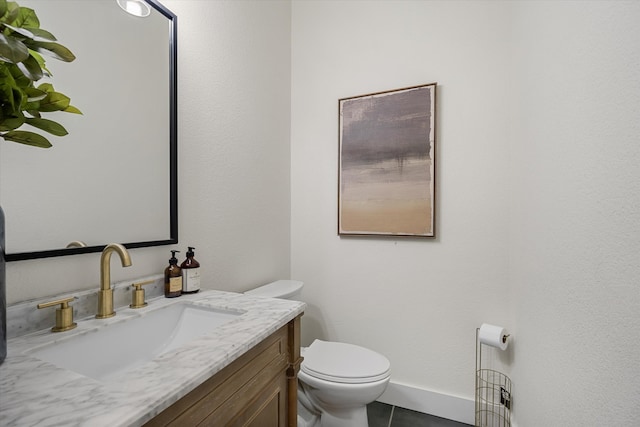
(244, 280, 391, 427)
(298, 339, 391, 427)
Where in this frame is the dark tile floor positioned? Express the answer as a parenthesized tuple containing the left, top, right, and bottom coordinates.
(367, 401, 473, 427)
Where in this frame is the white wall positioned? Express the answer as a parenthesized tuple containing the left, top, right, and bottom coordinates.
(509, 2, 640, 425)
(291, 1, 640, 425)
(5, 0, 292, 304)
(164, 0, 292, 293)
(291, 0, 513, 408)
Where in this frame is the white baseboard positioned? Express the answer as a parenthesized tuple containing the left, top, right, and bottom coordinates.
(377, 381, 475, 425)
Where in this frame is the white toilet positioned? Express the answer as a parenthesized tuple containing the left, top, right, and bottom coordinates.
(245, 280, 391, 427)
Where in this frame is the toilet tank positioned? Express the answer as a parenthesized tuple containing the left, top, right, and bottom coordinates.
(244, 280, 304, 300)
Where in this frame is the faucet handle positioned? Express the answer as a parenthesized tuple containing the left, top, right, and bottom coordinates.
(130, 279, 154, 309)
(37, 297, 78, 332)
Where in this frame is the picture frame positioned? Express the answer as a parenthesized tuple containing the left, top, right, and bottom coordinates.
(338, 83, 437, 237)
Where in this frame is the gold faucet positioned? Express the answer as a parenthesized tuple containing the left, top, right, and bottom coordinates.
(96, 243, 132, 319)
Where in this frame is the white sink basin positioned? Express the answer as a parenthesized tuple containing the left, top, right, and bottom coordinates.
(31, 302, 242, 382)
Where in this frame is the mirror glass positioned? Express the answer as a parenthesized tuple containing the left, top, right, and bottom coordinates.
(0, 0, 177, 261)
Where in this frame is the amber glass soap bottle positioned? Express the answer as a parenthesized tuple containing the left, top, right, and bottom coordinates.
(180, 246, 201, 294)
(164, 250, 182, 298)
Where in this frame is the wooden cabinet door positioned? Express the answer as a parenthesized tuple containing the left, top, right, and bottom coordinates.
(210, 370, 288, 427)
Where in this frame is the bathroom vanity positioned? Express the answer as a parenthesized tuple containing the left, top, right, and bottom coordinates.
(146, 318, 300, 426)
(0, 289, 305, 426)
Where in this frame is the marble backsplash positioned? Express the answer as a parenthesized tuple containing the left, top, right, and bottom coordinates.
(7, 274, 164, 339)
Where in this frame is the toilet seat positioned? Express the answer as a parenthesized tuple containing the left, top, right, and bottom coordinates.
(301, 340, 391, 384)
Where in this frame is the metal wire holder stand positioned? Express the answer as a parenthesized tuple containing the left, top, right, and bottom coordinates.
(475, 328, 511, 427)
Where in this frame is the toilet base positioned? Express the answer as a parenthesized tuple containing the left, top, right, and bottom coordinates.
(297, 399, 319, 427)
(318, 406, 368, 427)
(298, 379, 372, 427)
(298, 366, 389, 427)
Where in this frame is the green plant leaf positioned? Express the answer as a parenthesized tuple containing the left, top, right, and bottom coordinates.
(12, 6, 39, 29)
(23, 100, 39, 111)
(0, 116, 24, 131)
(0, 1, 7, 18)
(0, 63, 17, 91)
(36, 81, 52, 92)
(37, 91, 69, 112)
(0, 83, 15, 110)
(24, 40, 75, 62)
(29, 49, 51, 76)
(3, 22, 33, 38)
(0, 31, 28, 62)
(2, 129, 51, 147)
(8, 61, 29, 86)
(25, 117, 67, 136)
(0, 67, 22, 113)
(64, 104, 82, 114)
(23, 26, 55, 41)
(2, 24, 56, 42)
(3, 3, 20, 27)
(15, 53, 41, 80)
(23, 85, 45, 101)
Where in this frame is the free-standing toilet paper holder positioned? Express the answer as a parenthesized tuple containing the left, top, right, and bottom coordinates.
(475, 325, 512, 427)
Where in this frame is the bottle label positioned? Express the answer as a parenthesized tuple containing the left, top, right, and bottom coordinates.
(169, 276, 182, 293)
(183, 268, 201, 292)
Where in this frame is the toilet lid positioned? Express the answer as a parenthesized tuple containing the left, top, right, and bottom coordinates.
(301, 340, 391, 384)
(244, 280, 303, 299)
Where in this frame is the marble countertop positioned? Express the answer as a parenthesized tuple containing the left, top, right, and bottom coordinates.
(0, 290, 305, 427)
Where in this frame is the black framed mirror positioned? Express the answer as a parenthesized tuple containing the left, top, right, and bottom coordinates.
(1, 0, 177, 261)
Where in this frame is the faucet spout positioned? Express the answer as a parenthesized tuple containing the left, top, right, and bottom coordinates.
(96, 243, 132, 319)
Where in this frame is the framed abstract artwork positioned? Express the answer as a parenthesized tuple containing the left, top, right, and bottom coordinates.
(338, 83, 437, 237)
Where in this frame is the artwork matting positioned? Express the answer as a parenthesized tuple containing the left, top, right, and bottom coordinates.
(338, 83, 437, 237)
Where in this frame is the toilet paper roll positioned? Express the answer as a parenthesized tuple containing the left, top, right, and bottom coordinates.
(479, 323, 509, 350)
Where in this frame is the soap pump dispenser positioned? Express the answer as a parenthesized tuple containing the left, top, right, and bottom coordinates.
(180, 246, 201, 294)
(164, 250, 182, 298)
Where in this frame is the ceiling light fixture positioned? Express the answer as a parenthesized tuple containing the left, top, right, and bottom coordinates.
(116, 0, 151, 18)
